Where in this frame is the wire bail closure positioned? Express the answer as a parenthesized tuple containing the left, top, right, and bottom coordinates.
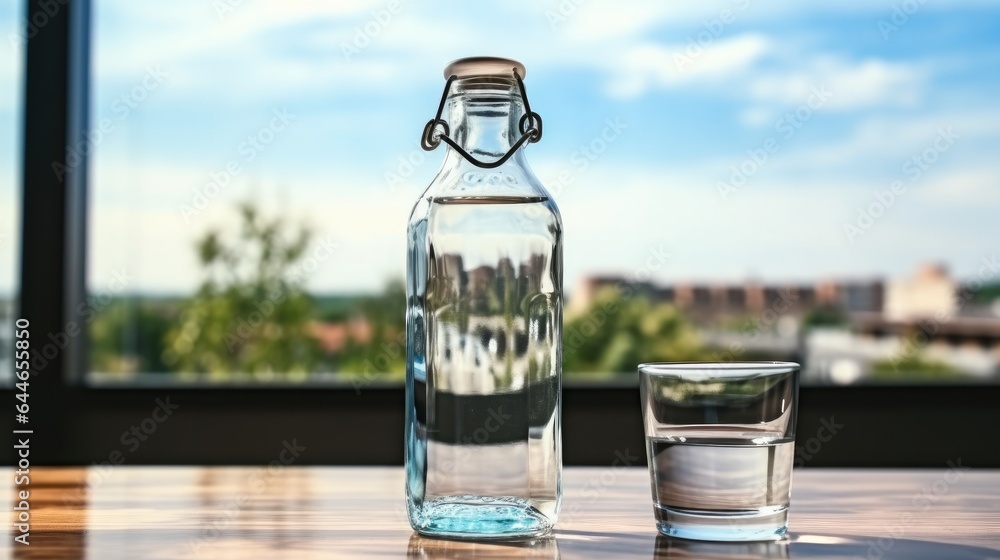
(420, 68, 542, 169)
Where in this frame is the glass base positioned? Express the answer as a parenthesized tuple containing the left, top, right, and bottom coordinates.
(655, 504, 788, 542)
(410, 497, 554, 541)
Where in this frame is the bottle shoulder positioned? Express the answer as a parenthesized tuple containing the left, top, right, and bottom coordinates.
(428, 152, 558, 204)
(409, 153, 562, 227)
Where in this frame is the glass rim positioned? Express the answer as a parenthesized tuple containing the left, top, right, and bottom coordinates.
(638, 361, 799, 377)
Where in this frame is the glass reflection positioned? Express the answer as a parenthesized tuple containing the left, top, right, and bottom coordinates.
(653, 534, 789, 559)
(408, 533, 560, 559)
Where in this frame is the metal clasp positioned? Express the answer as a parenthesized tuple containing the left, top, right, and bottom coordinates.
(420, 68, 542, 169)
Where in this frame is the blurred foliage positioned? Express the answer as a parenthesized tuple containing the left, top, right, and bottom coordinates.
(970, 282, 1000, 304)
(313, 294, 366, 323)
(801, 306, 849, 329)
(563, 287, 706, 375)
(870, 354, 964, 381)
(162, 202, 320, 377)
(337, 281, 407, 381)
(712, 313, 759, 333)
(90, 298, 174, 374)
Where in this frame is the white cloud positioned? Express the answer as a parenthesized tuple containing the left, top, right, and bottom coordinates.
(598, 33, 929, 113)
(916, 166, 1000, 206)
(749, 56, 927, 110)
(93, 0, 406, 93)
(554, 2, 707, 41)
(768, 110, 1000, 174)
(90, 1, 939, 117)
(606, 34, 772, 98)
(739, 106, 773, 127)
(550, 0, 1000, 42)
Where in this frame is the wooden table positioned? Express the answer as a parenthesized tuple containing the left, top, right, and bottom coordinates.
(5, 467, 1000, 559)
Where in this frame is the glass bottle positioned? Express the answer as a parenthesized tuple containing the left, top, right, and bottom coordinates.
(405, 57, 563, 539)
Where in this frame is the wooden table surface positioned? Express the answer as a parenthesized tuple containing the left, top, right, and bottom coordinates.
(5, 467, 1000, 559)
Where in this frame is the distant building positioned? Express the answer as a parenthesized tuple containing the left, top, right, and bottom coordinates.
(309, 318, 373, 353)
(569, 265, 1000, 382)
(815, 264, 1000, 382)
(848, 264, 1000, 372)
(569, 275, 883, 321)
(852, 264, 1000, 348)
(883, 263, 957, 320)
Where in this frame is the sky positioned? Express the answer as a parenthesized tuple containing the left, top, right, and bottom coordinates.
(1, 1, 999, 295)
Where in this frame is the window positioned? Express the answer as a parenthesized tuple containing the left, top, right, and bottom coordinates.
(0, 1, 24, 384)
(83, 2, 1000, 386)
(12, 0, 1000, 467)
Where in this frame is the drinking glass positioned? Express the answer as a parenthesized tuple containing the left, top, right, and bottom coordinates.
(638, 362, 799, 541)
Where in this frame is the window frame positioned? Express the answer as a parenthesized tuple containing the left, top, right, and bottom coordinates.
(5, 0, 999, 467)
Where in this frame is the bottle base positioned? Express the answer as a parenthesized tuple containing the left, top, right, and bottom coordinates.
(410, 496, 554, 541)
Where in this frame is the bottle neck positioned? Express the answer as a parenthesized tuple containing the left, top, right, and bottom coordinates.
(443, 77, 527, 167)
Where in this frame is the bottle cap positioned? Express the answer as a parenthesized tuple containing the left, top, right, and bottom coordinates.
(444, 56, 526, 80)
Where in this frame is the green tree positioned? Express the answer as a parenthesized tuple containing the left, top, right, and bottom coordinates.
(870, 354, 965, 381)
(564, 287, 705, 375)
(801, 305, 849, 329)
(90, 298, 175, 375)
(969, 282, 1000, 304)
(163, 202, 320, 377)
(337, 280, 407, 380)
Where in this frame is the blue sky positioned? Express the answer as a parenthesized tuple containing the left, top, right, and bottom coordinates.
(2, 1, 999, 294)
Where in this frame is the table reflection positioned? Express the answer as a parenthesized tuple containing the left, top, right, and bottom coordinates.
(654, 535, 789, 558)
(408, 533, 560, 559)
(653, 534, 1000, 560)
